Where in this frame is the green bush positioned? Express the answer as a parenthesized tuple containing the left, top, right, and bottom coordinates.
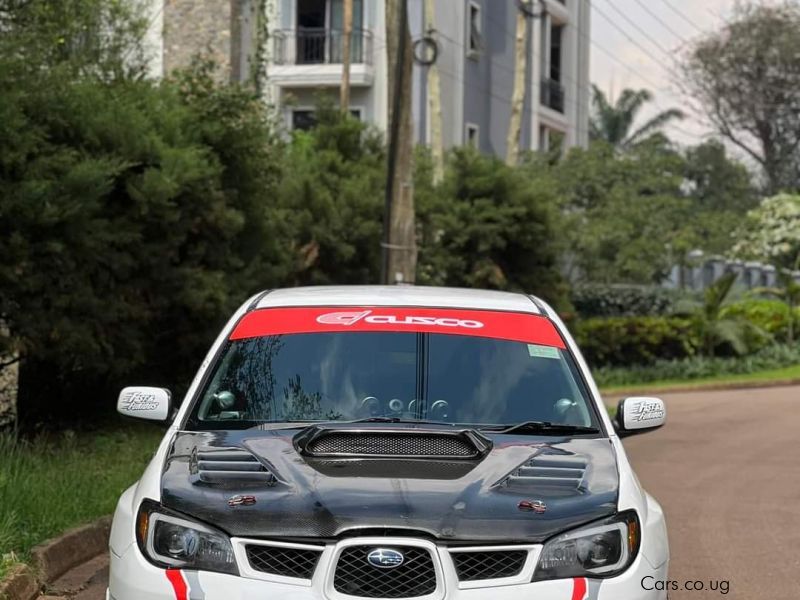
(573, 316, 699, 367)
(2, 62, 291, 426)
(570, 283, 681, 317)
(721, 299, 795, 343)
(594, 343, 800, 387)
(415, 148, 566, 306)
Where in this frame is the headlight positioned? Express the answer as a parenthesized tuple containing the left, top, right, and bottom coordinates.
(533, 511, 640, 581)
(136, 500, 238, 575)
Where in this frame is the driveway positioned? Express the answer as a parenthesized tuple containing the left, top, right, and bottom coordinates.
(621, 384, 800, 599)
(50, 385, 799, 599)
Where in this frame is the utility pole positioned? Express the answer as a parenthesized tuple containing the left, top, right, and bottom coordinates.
(424, 0, 444, 183)
(340, 0, 353, 113)
(506, 7, 528, 165)
(383, 0, 416, 284)
(506, 1, 545, 166)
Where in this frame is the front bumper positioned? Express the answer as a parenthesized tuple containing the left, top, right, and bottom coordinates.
(109, 536, 668, 600)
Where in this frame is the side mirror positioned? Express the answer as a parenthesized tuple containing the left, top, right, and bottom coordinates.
(117, 386, 172, 422)
(614, 397, 666, 437)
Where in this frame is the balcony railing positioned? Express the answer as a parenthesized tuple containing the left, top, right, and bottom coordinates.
(273, 28, 373, 66)
(540, 78, 565, 113)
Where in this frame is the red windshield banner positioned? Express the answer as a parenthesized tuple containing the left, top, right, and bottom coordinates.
(230, 307, 566, 348)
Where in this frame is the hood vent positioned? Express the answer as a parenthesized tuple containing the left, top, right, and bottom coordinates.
(296, 427, 491, 460)
(193, 448, 276, 485)
(504, 454, 587, 491)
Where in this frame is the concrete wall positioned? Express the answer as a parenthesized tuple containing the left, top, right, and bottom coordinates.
(159, 0, 253, 81)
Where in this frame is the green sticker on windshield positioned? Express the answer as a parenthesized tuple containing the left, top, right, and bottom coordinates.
(527, 344, 561, 359)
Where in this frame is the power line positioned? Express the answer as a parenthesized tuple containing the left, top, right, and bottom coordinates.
(585, 1, 707, 141)
(593, 0, 677, 72)
(404, 0, 707, 146)
(487, 3, 705, 142)
(632, 0, 690, 46)
(658, 0, 706, 35)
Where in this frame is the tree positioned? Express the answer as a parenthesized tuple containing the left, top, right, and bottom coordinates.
(589, 85, 684, 150)
(554, 140, 692, 284)
(683, 3, 800, 194)
(0, 1, 291, 426)
(277, 105, 386, 285)
(0, 0, 149, 79)
(415, 148, 566, 306)
(683, 139, 759, 254)
(732, 193, 800, 270)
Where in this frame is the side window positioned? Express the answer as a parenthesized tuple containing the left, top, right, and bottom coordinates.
(468, 2, 482, 59)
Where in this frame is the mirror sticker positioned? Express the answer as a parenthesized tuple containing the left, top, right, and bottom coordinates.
(119, 389, 161, 412)
(628, 399, 665, 424)
(527, 344, 561, 359)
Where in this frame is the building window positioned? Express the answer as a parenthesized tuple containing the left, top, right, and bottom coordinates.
(292, 108, 361, 131)
(550, 24, 563, 83)
(467, 2, 482, 59)
(466, 123, 480, 149)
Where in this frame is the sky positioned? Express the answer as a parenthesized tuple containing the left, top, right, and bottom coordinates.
(589, 0, 782, 149)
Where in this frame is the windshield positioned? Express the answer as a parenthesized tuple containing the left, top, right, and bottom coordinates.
(186, 330, 602, 432)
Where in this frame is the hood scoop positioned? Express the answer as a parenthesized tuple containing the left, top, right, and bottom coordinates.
(191, 448, 276, 486)
(504, 454, 587, 492)
(295, 426, 492, 459)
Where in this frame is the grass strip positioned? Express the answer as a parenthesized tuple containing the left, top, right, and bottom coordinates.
(601, 363, 800, 396)
(0, 424, 163, 578)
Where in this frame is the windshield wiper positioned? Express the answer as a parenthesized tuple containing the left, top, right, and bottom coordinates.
(480, 421, 599, 436)
(342, 417, 458, 426)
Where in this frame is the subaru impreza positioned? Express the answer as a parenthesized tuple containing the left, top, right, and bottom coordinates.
(109, 286, 669, 600)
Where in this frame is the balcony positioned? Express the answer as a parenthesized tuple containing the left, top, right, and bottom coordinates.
(540, 78, 565, 113)
(273, 28, 373, 66)
(269, 28, 374, 88)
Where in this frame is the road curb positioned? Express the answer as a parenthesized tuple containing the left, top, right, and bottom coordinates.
(0, 565, 38, 600)
(601, 376, 800, 401)
(0, 517, 111, 600)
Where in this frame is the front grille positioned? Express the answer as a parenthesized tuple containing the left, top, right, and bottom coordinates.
(333, 546, 437, 598)
(452, 550, 528, 581)
(307, 432, 476, 458)
(245, 544, 322, 579)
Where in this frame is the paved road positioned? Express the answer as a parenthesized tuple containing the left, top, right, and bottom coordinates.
(622, 385, 800, 599)
(52, 385, 799, 599)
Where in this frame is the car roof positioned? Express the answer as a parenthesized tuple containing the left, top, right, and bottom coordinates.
(254, 285, 543, 315)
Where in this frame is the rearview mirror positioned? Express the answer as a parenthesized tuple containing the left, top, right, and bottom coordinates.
(117, 386, 172, 422)
(615, 397, 666, 437)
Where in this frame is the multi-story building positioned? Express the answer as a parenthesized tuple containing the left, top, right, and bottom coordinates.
(145, 0, 591, 154)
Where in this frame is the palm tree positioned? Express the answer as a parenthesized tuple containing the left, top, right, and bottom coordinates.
(589, 85, 685, 150)
(755, 269, 800, 344)
(687, 272, 765, 357)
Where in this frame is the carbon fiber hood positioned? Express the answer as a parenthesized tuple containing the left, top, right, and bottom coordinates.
(160, 427, 619, 543)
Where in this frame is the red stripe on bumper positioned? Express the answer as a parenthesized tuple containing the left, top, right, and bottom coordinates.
(165, 569, 188, 600)
(571, 577, 587, 600)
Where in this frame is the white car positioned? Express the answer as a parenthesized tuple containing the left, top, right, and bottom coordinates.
(109, 286, 669, 600)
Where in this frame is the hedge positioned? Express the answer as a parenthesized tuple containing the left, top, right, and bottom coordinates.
(572, 316, 699, 367)
(593, 343, 800, 387)
(570, 283, 680, 318)
(720, 299, 798, 343)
